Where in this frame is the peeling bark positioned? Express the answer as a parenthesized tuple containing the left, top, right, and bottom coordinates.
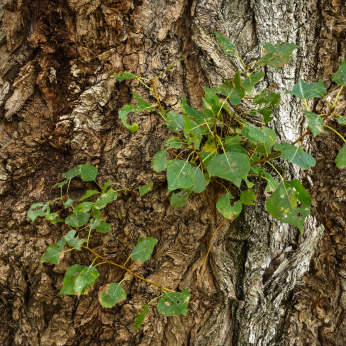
(1, 0, 346, 345)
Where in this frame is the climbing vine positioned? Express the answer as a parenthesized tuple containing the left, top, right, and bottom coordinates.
(29, 33, 346, 329)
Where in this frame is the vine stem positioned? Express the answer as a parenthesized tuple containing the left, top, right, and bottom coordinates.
(194, 218, 229, 292)
(324, 124, 346, 143)
(81, 246, 176, 293)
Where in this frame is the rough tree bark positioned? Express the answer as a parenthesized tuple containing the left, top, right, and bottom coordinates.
(0, 0, 345, 345)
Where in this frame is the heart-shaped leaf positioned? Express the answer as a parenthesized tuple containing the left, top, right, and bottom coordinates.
(215, 32, 236, 54)
(139, 182, 154, 196)
(285, 79, 326, 100)
(40, 237, 66, 264)
(131, 237, 158, 263)
(170, 190, 190, 207)
(303, 111, 326, 137)
(331, 58, 346, 86)
(260, 41, 299, 69)
(96, 221, 112, 233)
(62, 166, 81, 180)
(151, 150, 167, 173)
(336, 145, 346, 169)
(240, 190, 256, 205)
(65, 212, 89, 228)
(80, 164, 98, 181)
(274, 143, 315, 169)
(216, 193, 242, 219)
(192, 167, 207, 193)
(165, 137, 183, 149)
(99, 283, 126, 308)
(94, 190, 117, 210)
(167, 160, 195, 192)
(60, 264, 85, 295)
(80, 190, 100, 201)
(73, 202, 93, 213)
(166, 112, 185, 132)
(157, 289, 190, 316)
(242, 72, 265, 94)
(74, 266, 99, 295)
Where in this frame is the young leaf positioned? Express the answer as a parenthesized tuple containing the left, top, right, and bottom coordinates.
(40, 238, 66, 265)
(99, 283, 127, 308)
(331, 58, 346, 86)
(28, 203, 46, 222)
(216, 193, 242, 219)
(102, 181, 115, 193)
(94, 189, 117, 210)
(170, 190, 190, 207)
(166, 112, 185, 132)
(65, 212, 90, 228)
(64, 230, 76, 242)
(80, 164, 98, 181)
(96, 221, 112, 233)
(274, 143, 316, 169)
(80, 190, 100, 201)
(131, 237, 158, 263)
(139, 182, 154, 196)
(64, 199, 74, 207)
(114, 72, 137, 81)
(215, 32, 236, 54)
(132, 93, 152, 108)
(133, 305, 149, 330)
(119, 104, 139, 133)
(62, 166, 81, 180)
(266, 179, 311, 233)
(165, 137, 183, 149)
(53, 180, 68, 188)
(151, 150, 167, 173)
(242, 72, 265, 94)
(240, 190, 256, 205)
(74, 266, 99, 295)
(336, 145, 346, 169)
(184, 115, 202, 149)
(193, 167, 207, 193)
(207, 152, 250, 187)
(260, 41, 299, 69)
(157, 289, 190, 316)
(285, 79, 326, 100)
(167, 160, 195, 192)
(60, 264, 85, 295)
(73, 202, 93, 213)
(253, 89, 280, 107)
(303, 111, 326, 137)
(218, 72, 245, 105)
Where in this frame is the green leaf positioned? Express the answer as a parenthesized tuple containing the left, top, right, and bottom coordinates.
(184, 115, 202, 149)
(242, 72, 265, 94)
(49, 217, 64, 224)
(303, 111, 326, 137)
(264, 172, 279, 194)
(114, 72, 137, 81)
(102, 181, 115, 193)
(62, 166, 81, 180)
(192, 167, 207, 193)
(80, 164, 98, 181)
(91, 207, 101, 219)
(255, 127, 277, 155)
(181, 96, 208, 126)
(119, 104, 139, 133)
(133, 305, 149, 330)
(170, 190, 190, 207)
(80, 190, 100, 201)
(266, 179, 311, 232)
(207, 152, 250, 187)
(40, 238, 66, 264)
(240, 190, 256, 205)
(216, 193, 242, 219)
(74, 266, 99, 295)
(257, 106, 274, 123)
(215, 32, 236, 54)
(285, 79, 326, 100)
(94, 189, 117, 210)
(203, 87, 224, 118)
(241, 125, 268, 144)
(96, 222, 112, 233)
(254, 89, 280, 107)
(73, 202, 93, 213)
(331, 59, 346, 86)
(28, 203, 46, 222)
(90, 217, 101, 229)
(45, 212, 59, 221)
(165, 137, 183, 149)
(166, 112, 185, 132)
(60, 264, 85, 295)
(139, 182, 153, 196)
(218, 72, 245, 105)
(131, 237, 158, 263)
(64, 199, 74, 208)
(203, 136, 218, 153)
(260, 41, 299, 69)
(132, 93, 152, 108)
(337, 117, 346, 125)
(65, 212, 90, 228)
(157, 289, 190, 316)
(336, 145, 346, 169)
(99, 283, 127, 308)
(200, 151, 218, 167)
(53, 180, 68, 188)
(167, 160, 195, 192)
(151, 150, 167, 173)
(274, 143, 316, 169)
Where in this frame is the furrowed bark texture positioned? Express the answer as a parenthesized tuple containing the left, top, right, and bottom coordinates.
(0, 0, 345, 345)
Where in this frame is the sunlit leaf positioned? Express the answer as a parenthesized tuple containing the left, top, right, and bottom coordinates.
(151, 150, 167, 173)
(139, 182, 153, 196)
(53, 180, 68, 188)
(167, 160, 195, 192)
(216, 193, 242, 219)
(274, 143, 315, 169)
(131, 237, 158, 263)
(99, 283, 126, 308)
(253, 89, 280, 107)
(218, 72, 245, 105)
(184, 115, 202, 149)
(28, 203, 46, 222)
(266, 179, 311, 233)
(285, 79, 326, 100)
(241, 125, 268, 144)
(119, 105, 139, 133)
(240, 190, 256, 205)
(157, 289, 190, 316)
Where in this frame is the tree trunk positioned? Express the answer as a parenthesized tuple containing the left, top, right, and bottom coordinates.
(1, 0, 345, 345)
